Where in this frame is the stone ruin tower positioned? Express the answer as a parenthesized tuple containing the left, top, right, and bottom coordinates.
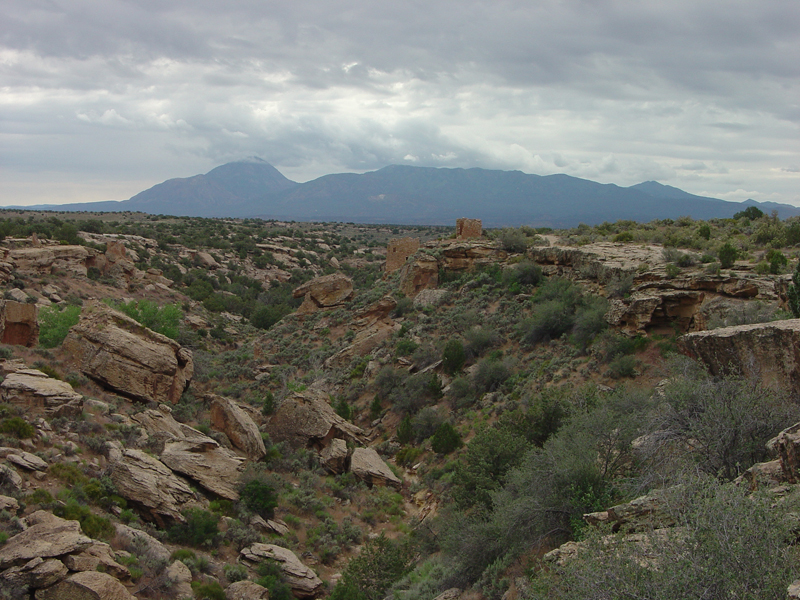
(456, 218, 482, 239)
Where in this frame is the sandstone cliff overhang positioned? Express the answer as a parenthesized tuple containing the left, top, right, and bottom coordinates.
(678, 319, 800, 395)
(63, 300, 193, 404)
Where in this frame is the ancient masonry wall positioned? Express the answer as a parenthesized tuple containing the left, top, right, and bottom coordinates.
(456, 218, 483, 239)
(386, 237, 420, 273)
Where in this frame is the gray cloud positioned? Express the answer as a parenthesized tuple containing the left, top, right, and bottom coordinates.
(1, 0, 799, 207)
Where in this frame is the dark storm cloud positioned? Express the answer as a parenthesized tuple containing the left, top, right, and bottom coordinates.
(1, 0, 798, 205)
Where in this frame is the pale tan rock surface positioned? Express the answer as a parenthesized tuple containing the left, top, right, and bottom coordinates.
(9, 245, 95, 277)
(109, 449, 196, 525)
(226, 580, 270, 599)
(350, 447, 402, 489)
(35, 570, 136, 600)
(0, 494, 19, 512)
(0, 369, 83, 417)
(63, 542, 130, 580)
(678, 319, 800, 395)
(0, 464, 23, 491)
(293, 273, 354, 313)
(772, 422, 800, 484)
(6, 450, 47, 471)
(0, 511, 92, 570)
(1, 557, 69, 590)
(160, 440, 245, 501)
(113, 524, 171, 564)
(0, 300, 38, 347)
(240, 543, 324, 598)
(320, 438, 348, 474)
(399, 254, 439, 297)
(209, 394, 266, 460)
(165, 560, 193, 599)
(266, 389, 366, 450)
(63, 300, 193, 404)
(131, 405, 217, 448)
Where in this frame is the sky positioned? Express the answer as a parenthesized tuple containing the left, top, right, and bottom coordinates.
(1, 0, 799, 207)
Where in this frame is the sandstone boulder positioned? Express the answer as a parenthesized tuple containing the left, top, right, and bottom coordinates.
(0, 464, 23, 492)
(165, 560, 193, 599)
(323, 296, 399, 368)
(226, 580, 271, 600)
(35, 571, 136, 600)
(63, 300, 193, 404)
(584, 491, 676, 533)
(0, 369, 83, 417)
(0, 494, 19, 512)
(0, 300, 38, 347)
(772, 422, 800, 484)
(399, 254, 439, 297)
(131, 405, 217, 448)
(320, 438, 349, 474)
(440, 240, 506, 271)
(160, 440, 245, 501)
(63, 542, 130, 580)
(113, 524, 171, 565)
(736, 459, 784, 491)
(240, 543, 324, 598)
(6, 451, 47, 472)
(109, 449, 197, 526)
(1, 557, 68, 590)
(293, 273, 354, 314)
(209, 394, 266, 460)
(678, 320, 800, 395)
(266, 389, 366, 450)
(350, 447, 402, 489)
(0, 511, 92, 570)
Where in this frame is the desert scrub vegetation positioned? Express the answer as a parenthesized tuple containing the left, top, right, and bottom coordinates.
(38, 304, 81, 348)
(528, 476, 799, 599)
(112, 299, 182, 338)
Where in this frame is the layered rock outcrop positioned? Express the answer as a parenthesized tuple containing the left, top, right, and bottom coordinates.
(266, 389, 366, 450)
(64, 300, 193, 404)
(108, 448, 197, 526)
(292, 273, 354, 314)
(0, 369, 83, 417)
(678, 319, 800, 395)
(0, 300, 38, 347)
(240, 543, 324, 598)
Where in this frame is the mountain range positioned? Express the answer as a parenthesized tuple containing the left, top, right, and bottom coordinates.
(14, 157, 800, 227)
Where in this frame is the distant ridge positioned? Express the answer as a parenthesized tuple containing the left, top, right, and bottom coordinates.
(11, 160, 800, 227)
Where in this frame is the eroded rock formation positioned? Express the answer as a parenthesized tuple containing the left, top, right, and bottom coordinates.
(64, 300, 193, 404)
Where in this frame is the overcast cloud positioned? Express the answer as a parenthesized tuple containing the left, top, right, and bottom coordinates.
(1, 0, 798, 207)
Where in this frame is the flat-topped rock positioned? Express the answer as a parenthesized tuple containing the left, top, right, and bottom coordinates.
(6, 451, 47, 472)
(293, 273, 354, 314)
(1, 369, 83, 417)
(34, 570, 136, 600)
(0, 511, 91, 570)
(678, 319, 800, 395)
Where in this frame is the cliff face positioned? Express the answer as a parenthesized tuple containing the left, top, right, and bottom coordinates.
(678, 319, 800, 395)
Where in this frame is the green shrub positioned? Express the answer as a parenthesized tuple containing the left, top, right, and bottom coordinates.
(665, 263, 681, 278)
(254, 562, 295, 600)
(240, 478, 278, 519)
(167, 509, 220, 547)
(116, 300, 182, 339)
(442, 339, 466, 375)
(396, 447, 423, 467)
(0, 532, 8, 545)
(606, 355, 638, 379)
(431, 423, 462, 454)
(251, 304, 291, 330)
(53, 500, 114, 540)
(766, 249, 788, 274)
(789, 261, 800, 317)
(331, 534, 416, 600)
(223, 563, 249, 583)
(0, 417, 34, 439)
(395, 338, 419, 357)
(49, 463, 88, 486)
(718, 242, 738, 269)
(38, 304, 81, 348)
(334, 396, 352, 421)
(733, 206, 764, 220)
(497, 228, 528, 253)
(397, 415, 413, 445)
(191, 580, 226, 600)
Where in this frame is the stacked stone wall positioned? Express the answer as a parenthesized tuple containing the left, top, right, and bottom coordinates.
(386, 237, 420, 273)
(456, 218, 482, 239)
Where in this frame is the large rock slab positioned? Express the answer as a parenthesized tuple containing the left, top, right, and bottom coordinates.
(320, 438, 348, 475)
(209, 394, 266, 460)
(266, 389, 366, 450)
(63, 300, 193, 404)
(0, 369, 83, 417)
(9, 245, 95, 277)
(35, 571, 136, 600)
(131, 405, 217, 448)
(165, 560, 193, 599)
(1, 557, 68, 590)
(399, 254, 439, 297)
(772, 422, 800, 484)
(63, 541, 130, 580)
(350, 447, 402, 489)
(161, 441, 245, 501)
(6, 450, 47, 472)
(0, 300, 38, 347)
(678, 319, 800, 395)
(0, 511, 92, 570)
(240, 543, 324, 598)
(113, 524, 170, 565)
(293, 273, 354, 314)
(109, 449, 196, 526)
